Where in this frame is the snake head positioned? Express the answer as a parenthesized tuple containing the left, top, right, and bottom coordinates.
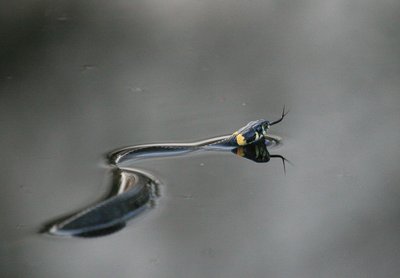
(231, 119, 270, 146)
(256, 120, 271, 137)
(232, 107, 287, 146)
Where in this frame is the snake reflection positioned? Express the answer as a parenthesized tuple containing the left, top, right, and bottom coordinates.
(47, 110, 288, 237)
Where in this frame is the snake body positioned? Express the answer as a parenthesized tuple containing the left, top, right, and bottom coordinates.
(47, 112, 286, 237)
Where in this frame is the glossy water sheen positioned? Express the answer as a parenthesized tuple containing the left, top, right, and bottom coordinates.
(1, 1, 400, 277)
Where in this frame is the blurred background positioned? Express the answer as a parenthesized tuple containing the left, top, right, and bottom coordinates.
(1, 0, 400, 277)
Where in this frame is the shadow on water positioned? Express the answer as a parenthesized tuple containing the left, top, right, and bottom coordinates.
(43, 136, 287, 238)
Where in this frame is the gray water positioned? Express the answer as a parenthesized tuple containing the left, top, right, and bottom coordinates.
(1, 0, 400, 277)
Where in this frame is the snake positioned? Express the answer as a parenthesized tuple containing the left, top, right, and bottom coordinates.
(46, 108, 287, 237)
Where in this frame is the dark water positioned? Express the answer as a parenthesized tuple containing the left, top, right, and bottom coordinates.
(1, 0, 400, 277)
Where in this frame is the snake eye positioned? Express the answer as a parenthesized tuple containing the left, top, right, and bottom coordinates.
(262, 122, 270, 135)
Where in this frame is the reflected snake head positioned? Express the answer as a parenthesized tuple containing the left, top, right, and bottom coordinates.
(232, 140, 271, 163)
(232, 140, 290, 173)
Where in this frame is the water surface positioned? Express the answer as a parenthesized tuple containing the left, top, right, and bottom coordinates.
(1, 0, 400, 277)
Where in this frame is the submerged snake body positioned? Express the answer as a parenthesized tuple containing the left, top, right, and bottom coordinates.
(48, 114, 286, 237)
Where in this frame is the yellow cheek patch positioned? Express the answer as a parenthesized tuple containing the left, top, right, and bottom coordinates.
(236, 134, 247, 146)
